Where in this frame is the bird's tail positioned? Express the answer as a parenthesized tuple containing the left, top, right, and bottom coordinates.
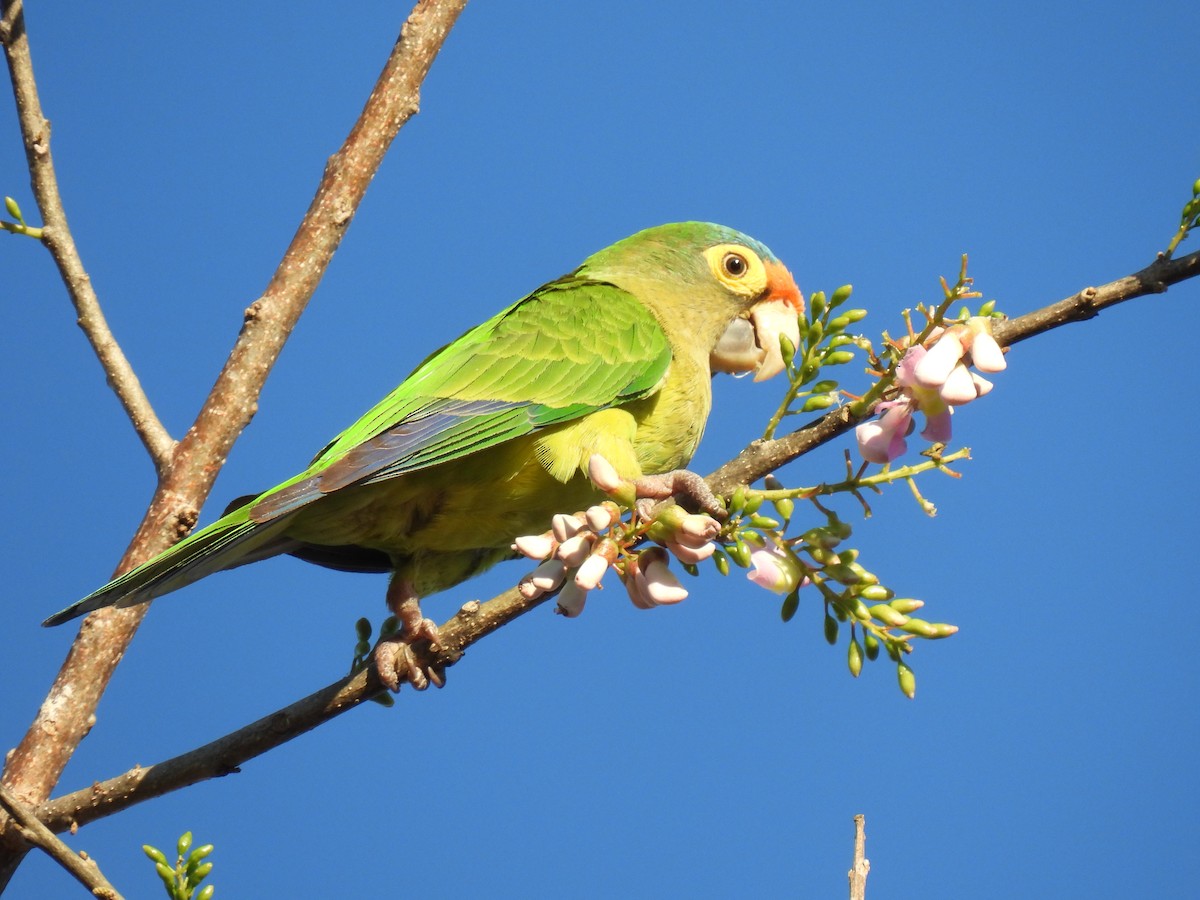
(43, 501, 297, 627)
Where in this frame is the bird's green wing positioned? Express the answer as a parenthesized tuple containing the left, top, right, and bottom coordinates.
(247, 275, 672, 521)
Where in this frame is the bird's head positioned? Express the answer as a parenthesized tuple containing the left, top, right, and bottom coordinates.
(582, 222, 805, 381)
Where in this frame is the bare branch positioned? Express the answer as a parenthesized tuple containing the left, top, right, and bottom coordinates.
(0, 784, 123, 900)
(0, 0, 469, 883)
(0, 0, 174, 470)
(22, 246, 1200, 837)
(848, 814, 869, 900)
(37, 587, 544, 832)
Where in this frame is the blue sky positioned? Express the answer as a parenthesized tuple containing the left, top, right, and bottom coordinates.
(3, 2, 1198, 897)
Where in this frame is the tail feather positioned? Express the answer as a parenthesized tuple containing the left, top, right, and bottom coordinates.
(43, 507, 298, 627)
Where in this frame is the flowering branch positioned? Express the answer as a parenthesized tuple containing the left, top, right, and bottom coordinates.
(14, 243, 1200, 842)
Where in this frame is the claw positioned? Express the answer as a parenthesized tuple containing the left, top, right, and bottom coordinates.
(634, 469, 726, 520)
(375, 577, 445, 692)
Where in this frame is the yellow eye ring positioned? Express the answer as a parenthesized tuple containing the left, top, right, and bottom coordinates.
(704, 243, 768, 297)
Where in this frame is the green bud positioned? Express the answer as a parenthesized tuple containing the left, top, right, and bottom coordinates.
(845, 561, 876, 584)
(801, 527, 841, 550)
(924, 622, 959, 638)
(1193, 177, 1200, 197)
(779, 333, 796, 368)
(858, 584, 892, 602)
(978, 299, 996, 316)
(800, 394, 834, 412)
(354, 640, 370, 658)
(355, 617, 372, 641)
(888, 598, 924, 614)
(849, 598, 873, 621)
(741, 530, 766, 548)
(380, 616, 399, 637)
(806, 544, 840, 565)
(187, 844, 215, 866)
(712, 548, 730, 576)
(681, 561, 699, 577)
(4, 196, 20, 221)
(800, 362, 820, 379)
(899, 617, 941, 637)
(848, 636, 863, 677)
(781, 588, 800, 622)
(772, 496, 794, 523)
(809, 291, 827, 318)
(823, 564, 861, 585)
(823, 611, 839, 645)
(742, 492, 764, 515)
(197, 886, 216, 900)
(730, 485, 747, 515)
(828, 518, 852, 539)
(828, 315, 850, 331)
(191, 861, 214, 881)
(869, 604, 910, 627)
(177, 831, 193, 857)
(897, 662, 916, 699)
(830, 284, 853, 307)
(827, 334, 854, 348)
(840, 308, 867, 323)
(838, 547, 859, 563)
(863, 631, 880, 660)
(748, 514, 779, 529)
(811, 379, 839, 393)
(154, 861, 175, 885)
(727, 540, 752, 568)
(824, 350, 856, 365)
(807, 321, 824, 344)
(142, 845, 169, 865)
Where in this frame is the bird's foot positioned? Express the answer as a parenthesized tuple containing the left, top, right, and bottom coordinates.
(375, 581, 446, 692)
(634, 469, 726, 520)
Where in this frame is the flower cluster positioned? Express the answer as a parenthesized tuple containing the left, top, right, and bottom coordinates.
(512, 455, 722, 618)
(856, 317, 1006, 464)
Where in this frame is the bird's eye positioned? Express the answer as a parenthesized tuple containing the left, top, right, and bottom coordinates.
(722, 252, 748, 278)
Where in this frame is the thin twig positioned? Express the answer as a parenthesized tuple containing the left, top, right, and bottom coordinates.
(848, 814, 869, 900)
(0, 0, 470, 885)
(21, 246, 1200, 836)
(0, 785, 123, 900)
(0, 0, 174, 470)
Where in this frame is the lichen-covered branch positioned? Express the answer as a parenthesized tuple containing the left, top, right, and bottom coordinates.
(0, 0, 469, 885)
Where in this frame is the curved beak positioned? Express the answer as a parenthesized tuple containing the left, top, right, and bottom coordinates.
(710, 260, 805, 381)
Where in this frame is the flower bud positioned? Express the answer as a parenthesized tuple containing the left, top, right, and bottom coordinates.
(848, 636, 864, 677)
(555, 581, 588, 617)
(888, 598, 924, 614)
(869, 604, 910, 627)
(823, 612, 839, 645)
(569, 554, 606, 592)
(897, 662, 916, 698)
(585, 504, 615, 532)
(551, 514, 584, 543)
(513, 531, 556, 560)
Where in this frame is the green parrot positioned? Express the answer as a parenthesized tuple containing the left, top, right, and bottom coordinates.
(45, 222, 803, 689)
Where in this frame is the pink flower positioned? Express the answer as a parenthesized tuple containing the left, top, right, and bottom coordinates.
(747, 545, 807, 594)
(856, 400, 912, 464)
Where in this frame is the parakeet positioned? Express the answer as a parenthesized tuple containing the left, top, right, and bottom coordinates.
(45, 222, 804, 689)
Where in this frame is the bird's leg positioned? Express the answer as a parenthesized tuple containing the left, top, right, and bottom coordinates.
(634, 469, 727, 520)
(375, 577, 445, 692)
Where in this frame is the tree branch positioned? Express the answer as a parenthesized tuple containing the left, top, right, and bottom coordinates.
(0, 785, 122, 899)
(848, 813, 869, 900)
(25, 247, 1200, 837)
(0, 0, 174, 470)
(0, 0, 469, 884)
